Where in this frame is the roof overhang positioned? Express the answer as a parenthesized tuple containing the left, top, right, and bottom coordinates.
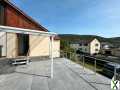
(0, 25, 57, 36)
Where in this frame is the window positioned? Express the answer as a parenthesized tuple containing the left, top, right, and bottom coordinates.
(79, 48, 82, 51)
(95, 49, 98, 51)
(84, 48, 87, 51)
(79, 43, 82, 46)
(84, 43, 88, 46)
(95, 44, 99, 46)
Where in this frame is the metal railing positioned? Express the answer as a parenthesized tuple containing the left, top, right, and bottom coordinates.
(60, 50, 120, 81)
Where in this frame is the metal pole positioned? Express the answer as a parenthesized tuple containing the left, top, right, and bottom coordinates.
(62, 51, 64, 58)
(65, 52, 67, 58)
(49, 36, 51, 59)
(70, 52, 71, 60)
(6, 32, 7, 57)
(50, 36, 54, 78)
(83, 55, 85, 70)
(94, 59, 96, 75)
(114, 66, 117, 81)
(75, 54, 77, 62)
(66, 52, 67, 58)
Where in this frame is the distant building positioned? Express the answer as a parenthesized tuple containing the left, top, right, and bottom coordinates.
(70, 38, 100, 55)
(100, 42, 120, 57)
(112, 48, 120, 57)
(101, 42, 114, 50)
(101, 48, 120, 57)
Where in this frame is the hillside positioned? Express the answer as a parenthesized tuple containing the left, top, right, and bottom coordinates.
(59, 34, 120, 47)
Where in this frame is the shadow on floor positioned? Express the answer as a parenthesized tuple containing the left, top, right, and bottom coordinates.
(0, 59, 16, 75)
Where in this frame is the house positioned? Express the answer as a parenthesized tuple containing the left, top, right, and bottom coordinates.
(101, 42, 114, 50)
(70, 38, 101, 55)
(0, 0, 60, 58)
(101, 48, 120, 57)
(100, 42, 120, 56)
(112, 48, 120, 57)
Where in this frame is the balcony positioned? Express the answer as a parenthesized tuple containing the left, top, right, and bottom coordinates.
(0, 58, 111, 90)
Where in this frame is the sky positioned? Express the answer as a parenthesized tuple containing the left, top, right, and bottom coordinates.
(11, 0, 120, 38)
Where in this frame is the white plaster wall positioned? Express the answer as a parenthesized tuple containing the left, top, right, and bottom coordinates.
(70, 44, 79, 49)
(29, 35, 60, 58)
(0, 32, 7, 57)
(53, 40, 60, 57)
(90, 39, 101, 55)
(6, 33, 17, 58)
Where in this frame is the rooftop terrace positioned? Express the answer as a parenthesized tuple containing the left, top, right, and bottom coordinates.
(0, 58, 111, 90)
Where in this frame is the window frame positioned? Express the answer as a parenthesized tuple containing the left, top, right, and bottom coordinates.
(84, 43, 88, 46)
(79, 43, 82, 46)
(95, 43, 99, 47)
(95, 49, 98, 51)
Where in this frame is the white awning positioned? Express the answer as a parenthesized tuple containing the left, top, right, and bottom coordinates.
(0, 25, 57, 36)
(0, 25, 56, 79)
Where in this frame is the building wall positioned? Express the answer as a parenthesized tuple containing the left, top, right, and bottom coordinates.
(0, 32, 18, 58)
(79, 45, 90, 53)
(29, 35, 50, 57)
(70, 39, 101, 55)
(90, 39, 100, 55)
(6, 32, 17, 58)
(0, 1, 60, 58)
(112, 50, 120, 57)
(29, 35, 60, 58)
(70, 43, 90, 53)
(101, 48, 120, 57)
(0, 33, 60, 58)
(0, 32, 7, 57)
(70, 44, 79, 50)
(53, 40, 60, 57)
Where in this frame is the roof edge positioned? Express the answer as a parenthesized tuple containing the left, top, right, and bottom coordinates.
(2, 0, 49, 32)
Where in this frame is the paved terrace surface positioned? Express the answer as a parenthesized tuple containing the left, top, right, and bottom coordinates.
(0, 58, 111, 90)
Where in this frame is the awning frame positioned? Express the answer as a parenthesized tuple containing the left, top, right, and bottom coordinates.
(0, 25, 56, 79)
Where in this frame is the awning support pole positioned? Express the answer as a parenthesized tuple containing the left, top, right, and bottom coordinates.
(50, 36, 54, 78)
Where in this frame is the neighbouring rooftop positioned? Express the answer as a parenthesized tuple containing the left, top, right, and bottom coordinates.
(0, 58, 111, 90)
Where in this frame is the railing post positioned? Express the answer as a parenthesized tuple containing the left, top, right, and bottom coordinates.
(64, 52, 66, 58)
(61, 51, 63, 58)
(114, 66, 117, 81)
(94, 59, 96, 75)
(70, 52, 71, 60)
(66, 52, 68, 58)
(62, 51, 64, 58)
(75, 53, 77, 62)
(76, 54, 78, 63)
(83, 55, 85, 71)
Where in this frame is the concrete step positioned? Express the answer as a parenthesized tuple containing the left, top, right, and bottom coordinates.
(11, 57, 30, 65)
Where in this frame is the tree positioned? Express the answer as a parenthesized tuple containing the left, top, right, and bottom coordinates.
(60, 40, 74, 52)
